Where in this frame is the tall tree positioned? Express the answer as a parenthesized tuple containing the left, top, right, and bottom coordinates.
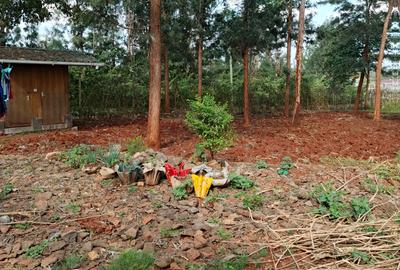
(147, 0, 162, 148)
(284, 0, 293, 117)
(374, 0, 394, 121)
(292, 0, 305, 124)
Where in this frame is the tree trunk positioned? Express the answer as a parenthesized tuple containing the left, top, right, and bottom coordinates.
(197, 38, 203, 97)
(174, 80, 178, 110)
(78, 67, 86, 109)
(284, 1, 292, 118)
(126, 10, 135, 57)
(164, 46, 170, 113)
(353, 70, 365, 112)
(291, 0, 305, 125)
(364, 68, 370, 109)
(243, 47, 250, 126)
(229, 50, 233, 86)
(146, 0, 162, 149)
(374, 0, 393, 121)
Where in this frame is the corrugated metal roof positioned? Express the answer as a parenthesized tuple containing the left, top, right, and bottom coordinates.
(0, 47, 103, 66)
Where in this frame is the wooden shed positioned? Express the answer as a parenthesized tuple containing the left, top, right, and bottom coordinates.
(0, 47, 102, 134)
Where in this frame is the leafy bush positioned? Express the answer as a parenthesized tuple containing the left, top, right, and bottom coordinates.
(185, 95, 234, 159)
(229, 173, 254, 190)
(256, 160, 268, 169)
(242, 193, 264, 210)
(277, 157, 294, 175)
(106, 250, 154, 270)
(61, 144, 98, 168)
(101, 145, 121, 167)
(362, 178, 394, 195)
(127, 136, 147, 156)
(311, 182, 350, 219)
(351, 197, 371, 218)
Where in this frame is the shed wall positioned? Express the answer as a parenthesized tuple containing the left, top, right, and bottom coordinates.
(4, 64, 69, 128)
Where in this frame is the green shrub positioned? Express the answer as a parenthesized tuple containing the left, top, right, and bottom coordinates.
(351, 197, 371, 218)
(311, 182, 350, 219)
(106, 250, 154, 270)
(101, 145, 121, 167)
(53, 253, 85, 270)
(127, 136, 147, 155)
(242, 193, 264, 210)
(61, 144, 98, 168)
(277, 157, 294, 175)
(185, 95, 234, 159)
(172, 180, 193, 200)
(362, 178, 394, 195)
(229, 173, 254, 190)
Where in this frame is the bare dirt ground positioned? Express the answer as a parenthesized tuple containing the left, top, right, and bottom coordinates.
(1, 112, 399, 162)
(0, 112, 399, 270)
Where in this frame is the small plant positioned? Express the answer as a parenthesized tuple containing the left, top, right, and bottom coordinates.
(207, 217, 220, 225)
(311, 182, 350, 219)
(351, 197, 371, 219)
(14, 222, 32, 230)
(128, 185, 137, 193)
(106, 250, 154, 270)
(101, 179, 113, 188)
(32, 187, 45, 193)
(127, 136, 147, 156)
(25, 240, 49, 258)
(351, 250, 373, 264)
(185, 95, 234, 160)
(217, 228, 232, 240)
(51, 214, 61, 222)
(101, 145, 121, 167)
(362, 178, 394, 194)
(277, 157, 294, 176)
(374, 165, 391, 180)
(193, 143, 207, 162)
(152, 201, 162, 208)
(0, 183, 14, 200)
(205, 191, 228, 204)
(172, 180, 193, 200)
(172, 186, 188, 200)
(256, 160, 268, 169)
(53, 253, 85, 270)
(160, 228, 181, 238)
(396, 213, 400, 224)
(242, 193, 264, 210)
(65, 204, 81, 214)
(229, 173, 254, 190)
(207, 255, 248, 270)
(61, 144, 98, 168)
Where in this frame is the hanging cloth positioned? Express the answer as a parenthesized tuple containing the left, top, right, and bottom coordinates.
(0, 65, 12, 117)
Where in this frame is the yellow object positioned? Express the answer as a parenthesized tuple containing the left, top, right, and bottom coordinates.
(192, 174, 213, 199)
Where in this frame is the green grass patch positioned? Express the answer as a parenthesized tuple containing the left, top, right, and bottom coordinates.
(105, 250, 154, 270)
(53, 253, 85, 270)
(25, 240, 49, 258)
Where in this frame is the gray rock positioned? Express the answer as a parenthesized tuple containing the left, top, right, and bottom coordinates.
(0, 216, 11, 224)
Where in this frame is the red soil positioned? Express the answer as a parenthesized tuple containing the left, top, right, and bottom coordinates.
(1, 112, 399, 162)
